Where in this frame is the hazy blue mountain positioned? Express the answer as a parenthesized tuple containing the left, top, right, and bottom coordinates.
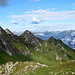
(33, 30, 75, 49)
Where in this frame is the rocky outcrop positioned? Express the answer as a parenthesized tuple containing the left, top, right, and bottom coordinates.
(5, 29, 13, 35)
(21, 30, 44, 48)
(0, 27, 20, 56)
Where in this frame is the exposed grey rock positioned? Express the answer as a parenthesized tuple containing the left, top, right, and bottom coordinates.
(0, 27, 20, 55)
(21, 30, 44, 48)
(5, 29, 13, 35)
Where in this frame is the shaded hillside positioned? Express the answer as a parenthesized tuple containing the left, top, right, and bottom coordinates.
(0, 27, 32, 64)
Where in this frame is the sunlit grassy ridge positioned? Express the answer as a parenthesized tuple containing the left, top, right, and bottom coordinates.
(0, 60, 75, 75)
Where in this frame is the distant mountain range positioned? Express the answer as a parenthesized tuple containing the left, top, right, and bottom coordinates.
(33, 30, 75, 49)
(0, 27, 75, 75)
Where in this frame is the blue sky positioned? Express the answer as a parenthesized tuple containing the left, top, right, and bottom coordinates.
(0, 0, 75, 32)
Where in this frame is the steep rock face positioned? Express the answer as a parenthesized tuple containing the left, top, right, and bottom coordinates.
(5, 29, 13, 35)
(0, 27, 20, 56)
(5, 28, 19, 41)
(0, 27, 6, 35)
(21, 30, 44, 48)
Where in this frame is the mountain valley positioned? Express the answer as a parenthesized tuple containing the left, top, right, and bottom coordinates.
(0, 27, 75, 75)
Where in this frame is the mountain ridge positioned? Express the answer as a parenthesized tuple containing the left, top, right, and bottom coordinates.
(0, 27, 75, 75)
(33, 30, 75, 49)
(20, 30, 44, 48)
(0, 27, 75, 65)
(0, 27, 20, 56)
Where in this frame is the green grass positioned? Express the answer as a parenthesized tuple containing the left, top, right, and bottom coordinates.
(9, 60, 75, 75)
(0, 51, 13, 64)
(0, 51, 31, 64)
(10, 35, 75, 67)
(31, 50, 59, 66)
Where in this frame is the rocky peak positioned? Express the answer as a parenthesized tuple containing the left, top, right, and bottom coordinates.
(5, 29, 13, 35)
(48, 36, 62, 47)
(0, 27, 2, 35)
(0, 27, 20, 56)
(48, 36, 57, 45)
(21, 30, 44, 48)
(49, 36, 55, 40)
(25, 30, 32, 34)
(22, 30, 34, 38)
(0, 26, 5, 35)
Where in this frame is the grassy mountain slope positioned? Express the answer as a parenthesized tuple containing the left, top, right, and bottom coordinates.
(0, 51, 31, 64)
(14, 30, 75, 66)
(0, 27, 75, 66)
(0, 27, 32, 64)
(0, 28, 75, 75)
(11, 30, 75, 66)
(1, 29, 75, 65)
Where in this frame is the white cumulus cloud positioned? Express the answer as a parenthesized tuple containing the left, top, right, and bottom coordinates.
(31, 17, 40, 24)
(9, 9, 75, 24)
(11, 20, 18, 24)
